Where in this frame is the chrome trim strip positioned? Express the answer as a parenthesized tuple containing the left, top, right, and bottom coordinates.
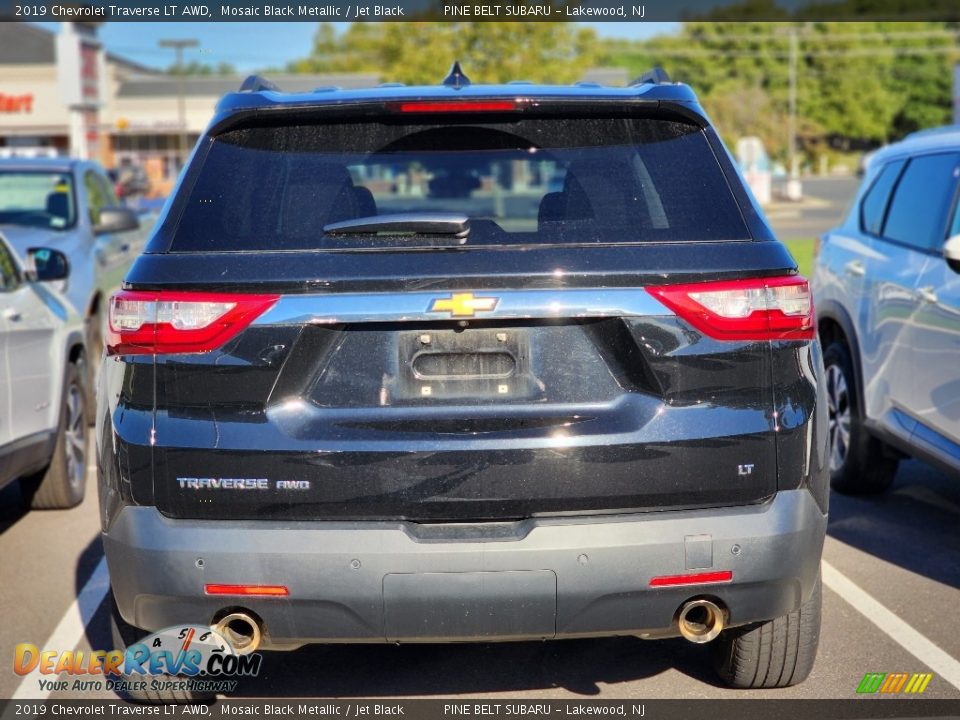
(253, 288, 670, 325)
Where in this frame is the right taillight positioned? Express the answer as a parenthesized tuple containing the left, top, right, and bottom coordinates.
(647, 276, 814, 341)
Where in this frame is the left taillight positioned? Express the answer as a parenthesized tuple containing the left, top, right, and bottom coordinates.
(106, 290, 279, 356)
(647, 276, 814, 341)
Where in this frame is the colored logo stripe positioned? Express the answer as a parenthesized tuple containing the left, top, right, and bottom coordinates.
(880, 673, 908, 693)
(904, 673, 933, 694)
(857, 672, 932, 694)
(857, 673, 885, 693)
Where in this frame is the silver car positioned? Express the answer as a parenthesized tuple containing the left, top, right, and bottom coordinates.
(812, 127, 960, 493)
(0, 234, 88, 508)
(0, 158, 152, 417)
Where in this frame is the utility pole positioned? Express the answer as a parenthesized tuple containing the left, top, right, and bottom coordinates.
(788, 27, 798, 179)
(783, 26, 804, 200)
(159, 38, 199, 171)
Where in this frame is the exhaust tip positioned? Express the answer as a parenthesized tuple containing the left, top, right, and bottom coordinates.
(677, 599, 725, 644)
(212, 611, 262, 655)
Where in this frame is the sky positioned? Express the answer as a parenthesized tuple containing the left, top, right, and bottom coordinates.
(34, 22, 678, 73)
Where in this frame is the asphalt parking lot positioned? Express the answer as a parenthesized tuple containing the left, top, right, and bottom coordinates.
(765, 176, 858, 242)
(1, 437, 958, 702)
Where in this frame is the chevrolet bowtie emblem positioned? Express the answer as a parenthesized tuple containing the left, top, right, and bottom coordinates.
(428, 293, 499, 318)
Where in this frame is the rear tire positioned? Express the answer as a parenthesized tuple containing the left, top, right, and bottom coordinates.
(822, 341, 898, 495)
(108, 592, 214, 704)
(712, 571, 822, 688)
(22, 361, 87, 509)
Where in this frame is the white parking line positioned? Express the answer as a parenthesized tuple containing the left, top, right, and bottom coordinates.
(822, 559, 960, 690)
(12, 556, 110, 700)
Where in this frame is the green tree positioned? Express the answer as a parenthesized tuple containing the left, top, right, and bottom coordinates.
(167, 60, 236, 76)
(289, 22, 599, 85)
(597, 21, 960, 159)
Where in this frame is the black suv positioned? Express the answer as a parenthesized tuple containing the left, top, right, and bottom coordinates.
(97, 67, 828, 697)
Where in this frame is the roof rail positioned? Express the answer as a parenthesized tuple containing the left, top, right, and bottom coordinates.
(630, 66, 671, 86)
(238, 75, 281, 93)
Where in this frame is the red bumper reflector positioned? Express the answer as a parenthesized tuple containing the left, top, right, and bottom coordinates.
(649, 570, 733, 587)
(395, 100, 518, 113)
(204, 584, 289, 597)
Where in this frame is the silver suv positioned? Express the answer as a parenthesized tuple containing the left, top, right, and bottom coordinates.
(812, 127, 960, 493)
(0, 158, 151, 418)
(0, 233, 88, 508)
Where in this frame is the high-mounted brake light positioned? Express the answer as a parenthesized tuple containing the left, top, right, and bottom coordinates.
(106, 290, 278, 356)
(393, 100, 519, 114)
(647, 276, 814, 341)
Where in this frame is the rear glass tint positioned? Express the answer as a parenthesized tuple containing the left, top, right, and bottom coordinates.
(171, 116, 749, 251)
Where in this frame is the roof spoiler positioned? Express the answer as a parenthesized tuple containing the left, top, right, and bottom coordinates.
(630, 67, 671, 86)
(238, 75, 281, 93)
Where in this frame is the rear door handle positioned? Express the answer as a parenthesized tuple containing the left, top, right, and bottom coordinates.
(2, 308, 21, 322)
(844, 260, 866, 277)
(918, 286, 938, 304)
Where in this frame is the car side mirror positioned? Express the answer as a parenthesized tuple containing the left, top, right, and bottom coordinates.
(95, 205, 140, 235)
(945, 234, 960, 274)
(25, 247, 70, 282)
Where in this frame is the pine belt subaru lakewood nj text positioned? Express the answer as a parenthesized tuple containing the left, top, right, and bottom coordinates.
(97, 64, 829, 701)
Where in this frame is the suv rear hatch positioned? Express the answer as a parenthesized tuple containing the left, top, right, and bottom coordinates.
(118, 100, 798, 522)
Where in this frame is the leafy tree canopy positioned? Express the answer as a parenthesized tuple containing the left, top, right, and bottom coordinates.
(600, 21, 959, 157)
(288, 21, 960, 160)
(167, 60, 236, 76)
(288, 22, 599, 85)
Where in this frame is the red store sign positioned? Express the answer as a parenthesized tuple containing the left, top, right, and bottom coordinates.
(0, 94, 33, 113)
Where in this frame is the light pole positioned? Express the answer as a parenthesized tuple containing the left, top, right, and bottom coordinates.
(783, 26, 803, 201)
(159, 38, 199, 170)
(788, 27, 798, 179)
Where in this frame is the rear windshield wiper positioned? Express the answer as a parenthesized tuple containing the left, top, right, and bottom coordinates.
(323, 213, 470, 239)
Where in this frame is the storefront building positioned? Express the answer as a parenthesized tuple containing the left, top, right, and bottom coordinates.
(0, 23, 379, 195)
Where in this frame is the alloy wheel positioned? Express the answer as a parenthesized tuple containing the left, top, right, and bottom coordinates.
(64, 382, 86, 488)
(826, 364, 851, 472)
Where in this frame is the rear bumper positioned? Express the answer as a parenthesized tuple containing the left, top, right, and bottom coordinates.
(103, 489, 826, 648)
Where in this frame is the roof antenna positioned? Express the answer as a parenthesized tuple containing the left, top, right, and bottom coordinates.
(442, 61, 471, 89)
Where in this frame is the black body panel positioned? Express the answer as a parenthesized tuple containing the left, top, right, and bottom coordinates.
(133, 309, 782, 522)
(125, 242, 796, 294)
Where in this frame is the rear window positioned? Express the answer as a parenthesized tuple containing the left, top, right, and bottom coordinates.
(171, 116, 750, 251)
(0, 171, 76, 230)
